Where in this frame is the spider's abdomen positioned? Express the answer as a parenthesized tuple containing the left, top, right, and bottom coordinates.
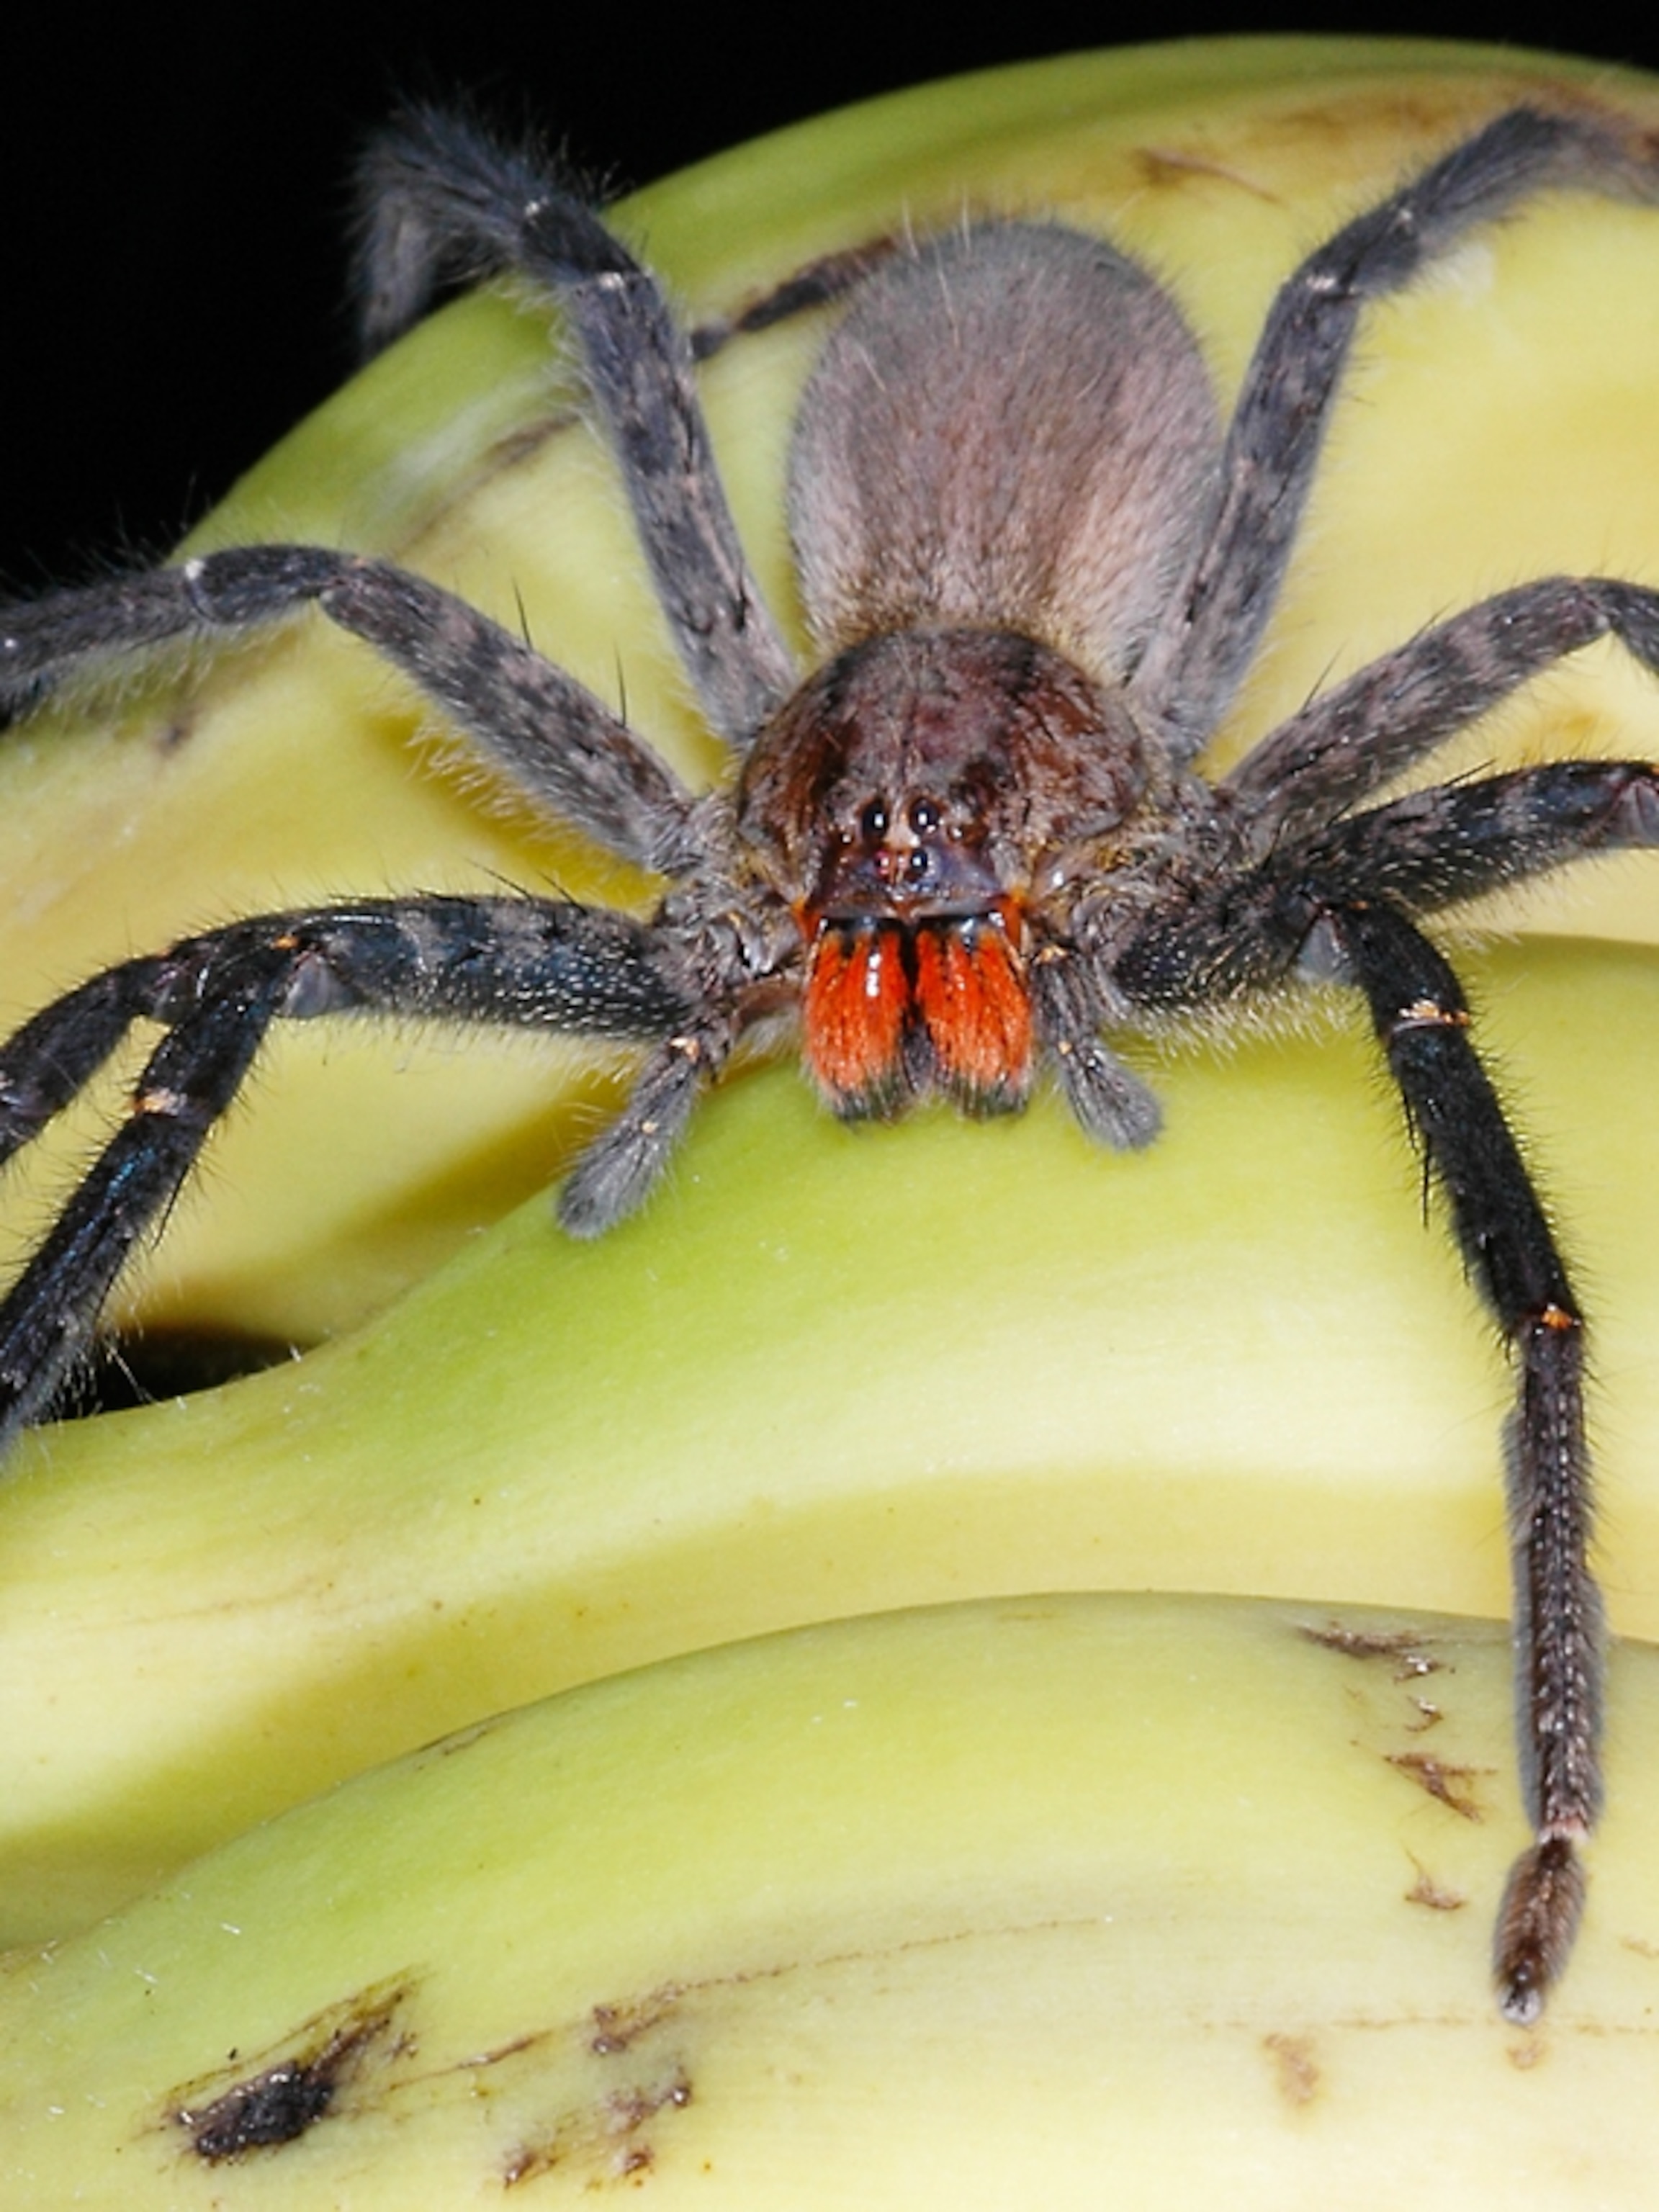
(788, 220, 1221, 685)
(737, 626, 1152, 1120)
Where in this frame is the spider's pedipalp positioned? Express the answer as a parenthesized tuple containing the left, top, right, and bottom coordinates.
(555, 1021, 732, 1237)
(1133, 106, 1659, 755)
(1027, 947, 1161, 1151)
(357, 104, 797, 745)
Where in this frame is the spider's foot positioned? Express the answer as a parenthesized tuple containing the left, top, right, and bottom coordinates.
(1494, 1832, 1586, 2024)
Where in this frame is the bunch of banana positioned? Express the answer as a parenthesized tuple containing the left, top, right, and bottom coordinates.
(4, 35, 1659, 2200)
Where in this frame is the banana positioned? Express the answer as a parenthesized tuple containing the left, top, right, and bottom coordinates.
(4, 934, 1659, 1940)
(5, 1593, 1659, 2206)
(5, 32, 1659, 1922)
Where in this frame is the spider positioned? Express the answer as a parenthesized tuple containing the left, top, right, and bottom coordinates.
(2, 99, 1659, 2023)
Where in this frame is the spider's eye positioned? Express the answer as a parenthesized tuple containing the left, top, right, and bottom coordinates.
(909, 796, 942, 837)
(858, 798, 889, 843)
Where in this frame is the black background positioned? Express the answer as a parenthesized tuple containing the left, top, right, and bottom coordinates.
(4, 4, 1655, 587)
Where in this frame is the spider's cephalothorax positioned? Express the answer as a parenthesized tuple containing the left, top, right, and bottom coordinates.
(4, 99, 1659, 2021)
(739, 624, 1161, 1118)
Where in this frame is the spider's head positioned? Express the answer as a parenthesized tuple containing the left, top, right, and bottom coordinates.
(736, 624, 1151, 1120)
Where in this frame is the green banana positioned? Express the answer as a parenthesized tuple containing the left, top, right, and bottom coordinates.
(6, 1594, 1659, 2206)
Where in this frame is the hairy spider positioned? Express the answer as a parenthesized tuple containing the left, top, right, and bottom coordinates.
(4, 99, 1659, 2021)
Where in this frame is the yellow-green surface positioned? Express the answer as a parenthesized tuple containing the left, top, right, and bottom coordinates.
(6, 1596, 1659, 2205)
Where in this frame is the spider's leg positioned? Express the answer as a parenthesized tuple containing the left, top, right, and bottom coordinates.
(1223, 577, 1659, 852)
(1291, 757, 1659, 914)
(1112, 873, 1606, 2019)
(0, 961, 173, 1171)
(0, 894, 698, 1444)
(1322, 900, 1599, 2026)
(0, 948, 298, 1441)
(1131, 107, 1659, 753)
(356, 105, 797, 744)
(1110, 755, 1659, 1007)
(0, 548, 708, 878)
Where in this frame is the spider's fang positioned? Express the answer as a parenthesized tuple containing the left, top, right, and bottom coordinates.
(910, 916, 1032, 1113)
(801, 920, 909, 1116)
(802, 912, 1032, 1119)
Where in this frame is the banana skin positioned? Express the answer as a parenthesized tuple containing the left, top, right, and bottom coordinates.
(6, 1596, 1659, 2206)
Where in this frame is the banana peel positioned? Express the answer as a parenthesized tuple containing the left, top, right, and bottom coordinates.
(6, 1594, 1659, 2206)
(9, 39, 1659, 1938)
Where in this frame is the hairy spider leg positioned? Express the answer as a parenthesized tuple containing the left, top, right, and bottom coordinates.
(355, 104, 798, 742)
(1110, 742, 1659, 2018)
(1130, 106, 1659, 754)
(0, 549, 707, 879)
(0, 899, 694, 1445)
(1344, 905, 1596, 2026)
(1224, 577, 1659, 853)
